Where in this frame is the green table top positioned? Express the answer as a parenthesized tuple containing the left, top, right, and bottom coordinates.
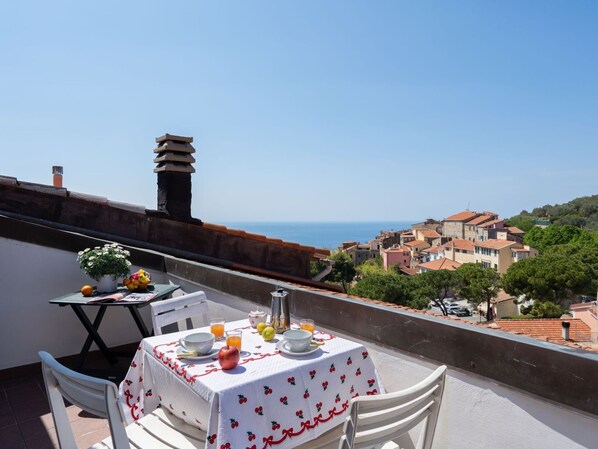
(49, 283, 180, 307)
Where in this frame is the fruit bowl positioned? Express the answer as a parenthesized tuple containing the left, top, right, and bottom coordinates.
(123, 269, 151, 291)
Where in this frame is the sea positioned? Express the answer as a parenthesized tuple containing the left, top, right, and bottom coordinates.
(220, 221, 416, 250)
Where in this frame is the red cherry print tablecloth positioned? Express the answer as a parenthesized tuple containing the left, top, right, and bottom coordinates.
(119, 320, 383, 449)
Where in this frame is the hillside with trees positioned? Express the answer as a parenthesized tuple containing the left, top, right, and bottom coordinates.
(506, 194, 598, 231)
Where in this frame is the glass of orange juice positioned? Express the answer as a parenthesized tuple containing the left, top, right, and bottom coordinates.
(225, 330, 242, 351)
(300, 319, 315, 335)
(210, 319, 225, 340)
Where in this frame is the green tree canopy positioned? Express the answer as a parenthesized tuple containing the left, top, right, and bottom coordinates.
(456, 263, 501, 321)
(520, 300, 566, 318)
(510, 194, 598, 231)
(323, 250, 356, 289)
(502, 250, 592, 304)
(356, 257, 385, 278)
(349, 274, 415, 306)
(413, 270, 458, 316)
(523, 225, 587, 252)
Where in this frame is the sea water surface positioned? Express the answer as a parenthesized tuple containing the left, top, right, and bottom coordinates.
(220, 221, 415, 250)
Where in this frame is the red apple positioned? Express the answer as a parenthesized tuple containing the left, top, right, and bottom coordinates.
(218, 345, 240, 370)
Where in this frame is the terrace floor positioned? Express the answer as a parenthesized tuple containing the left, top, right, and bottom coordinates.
(0, 363, 115, 449)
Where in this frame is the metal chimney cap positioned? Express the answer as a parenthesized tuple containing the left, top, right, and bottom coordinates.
(52, 166, 63, 174)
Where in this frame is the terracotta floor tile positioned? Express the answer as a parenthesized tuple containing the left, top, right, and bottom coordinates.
(0, 403, 17, 429)
(11, 399, 51, 423)
(0, 423, 26, 449)
(75, 427, 111, 448)
(6, 385, 46, 407)
(22, 428, 58, 449)
(17, 413, 55, 436)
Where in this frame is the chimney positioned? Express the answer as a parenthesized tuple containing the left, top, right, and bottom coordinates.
(562, 321, 571, 341)
(52, 166, 63, 188)
(153, 133, 196, 221)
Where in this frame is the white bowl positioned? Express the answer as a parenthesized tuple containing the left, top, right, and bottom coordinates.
(283, 329, 312, 353)
(180, 332, 215, 355)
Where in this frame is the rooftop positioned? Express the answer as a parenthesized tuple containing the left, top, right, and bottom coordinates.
(1, 176, 598, 448)
(443, 210, 480, 222)
(418, 257, 462, 271)
(466, 214, 497, 226)
(476, 239, 520, 250)
(445, 238, 475, 252)
(492, 319, 592, 343)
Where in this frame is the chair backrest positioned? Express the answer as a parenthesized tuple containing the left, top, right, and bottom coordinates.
(340, 365, 447, 449)
(150, 291, 210, 336)
(39, 351, 130, 449)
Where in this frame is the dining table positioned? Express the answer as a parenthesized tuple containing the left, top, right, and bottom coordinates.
(119, 319, 383, 449)
(49, 283, 180, 369)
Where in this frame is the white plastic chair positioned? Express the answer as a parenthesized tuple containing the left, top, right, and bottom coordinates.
(298, 365, 447, 449)
(39, 351, 206, 449)
(150, 291, 210, 336)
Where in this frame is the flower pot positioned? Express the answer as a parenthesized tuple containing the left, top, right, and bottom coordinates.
(97, 275, 118, 293)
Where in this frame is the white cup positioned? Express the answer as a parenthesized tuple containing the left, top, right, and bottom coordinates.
(179, 332, 215, 355)
(283, 329, 312, 352)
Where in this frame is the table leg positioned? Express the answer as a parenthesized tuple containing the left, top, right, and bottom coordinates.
(128, 306, 151, 338)
(71, 305, 118, 368)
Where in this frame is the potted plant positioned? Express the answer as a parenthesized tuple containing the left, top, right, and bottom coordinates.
(77, 243, 132, 292)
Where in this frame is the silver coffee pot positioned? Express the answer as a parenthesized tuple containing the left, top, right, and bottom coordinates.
(270, 288, 290, 333)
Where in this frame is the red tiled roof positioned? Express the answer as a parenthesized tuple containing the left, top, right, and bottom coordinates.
(399, 266, 419, 276)
(466, 215, 496, 226)
(420, 229, 441, 238)
(418, 258, 462, 271)
(507, 226, 525, 234)
(478, 218, 503, 228)
(491, 290, 515, 303)
(494, 319, 591, 342)
(476, 239, 519, 250)
(404, 240, 430, 249)
(445, 238, 475, 252)
(443, 211, 480, 222)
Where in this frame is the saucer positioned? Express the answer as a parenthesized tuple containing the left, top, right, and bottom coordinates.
(176, 347, 219, 361)
(276, 340, 320, 357)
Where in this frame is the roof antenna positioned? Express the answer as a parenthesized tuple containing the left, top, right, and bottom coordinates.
(466, 201, 470, 211)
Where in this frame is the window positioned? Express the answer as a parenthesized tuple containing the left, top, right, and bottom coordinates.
(481, 260, 491, 268)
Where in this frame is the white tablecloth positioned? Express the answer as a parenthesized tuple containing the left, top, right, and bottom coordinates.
(120, 320, 382, 449)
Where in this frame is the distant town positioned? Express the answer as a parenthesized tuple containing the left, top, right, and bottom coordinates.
(339, 210, 536, 275)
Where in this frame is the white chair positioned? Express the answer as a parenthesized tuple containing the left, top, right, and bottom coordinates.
(150, 291, 210, 336)
(39, 351, 206, 449)
(298, 365, 447, 449)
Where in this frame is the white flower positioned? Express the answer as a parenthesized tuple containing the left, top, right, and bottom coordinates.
(88, 262, 93, 267)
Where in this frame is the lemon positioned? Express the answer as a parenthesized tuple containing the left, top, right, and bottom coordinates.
(262, 326, 276, 341)
(256, 322, 267, 334)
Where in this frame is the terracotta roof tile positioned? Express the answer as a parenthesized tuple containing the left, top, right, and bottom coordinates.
(491, 290, 515, 303)
(443, 211, 480, 222)
(495, 319, 591, 342)
(476, 239, 519, 250)
(478, 218, 503, 228)
(445, 238, 475, 252)
(418, 258, 462, 271)
(466, 215, 496, 226)
(420, 229, 441, 238)
(404, 240, 430, 249)
(507, 226, 525, 234)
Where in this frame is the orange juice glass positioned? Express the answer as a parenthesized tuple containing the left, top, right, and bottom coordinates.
(300, 319, 315, 335)
(210, 319, 225, 339)
(226, 330, 242, 351)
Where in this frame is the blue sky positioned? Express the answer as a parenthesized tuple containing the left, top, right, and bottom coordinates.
(2, 1, 597, 222)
